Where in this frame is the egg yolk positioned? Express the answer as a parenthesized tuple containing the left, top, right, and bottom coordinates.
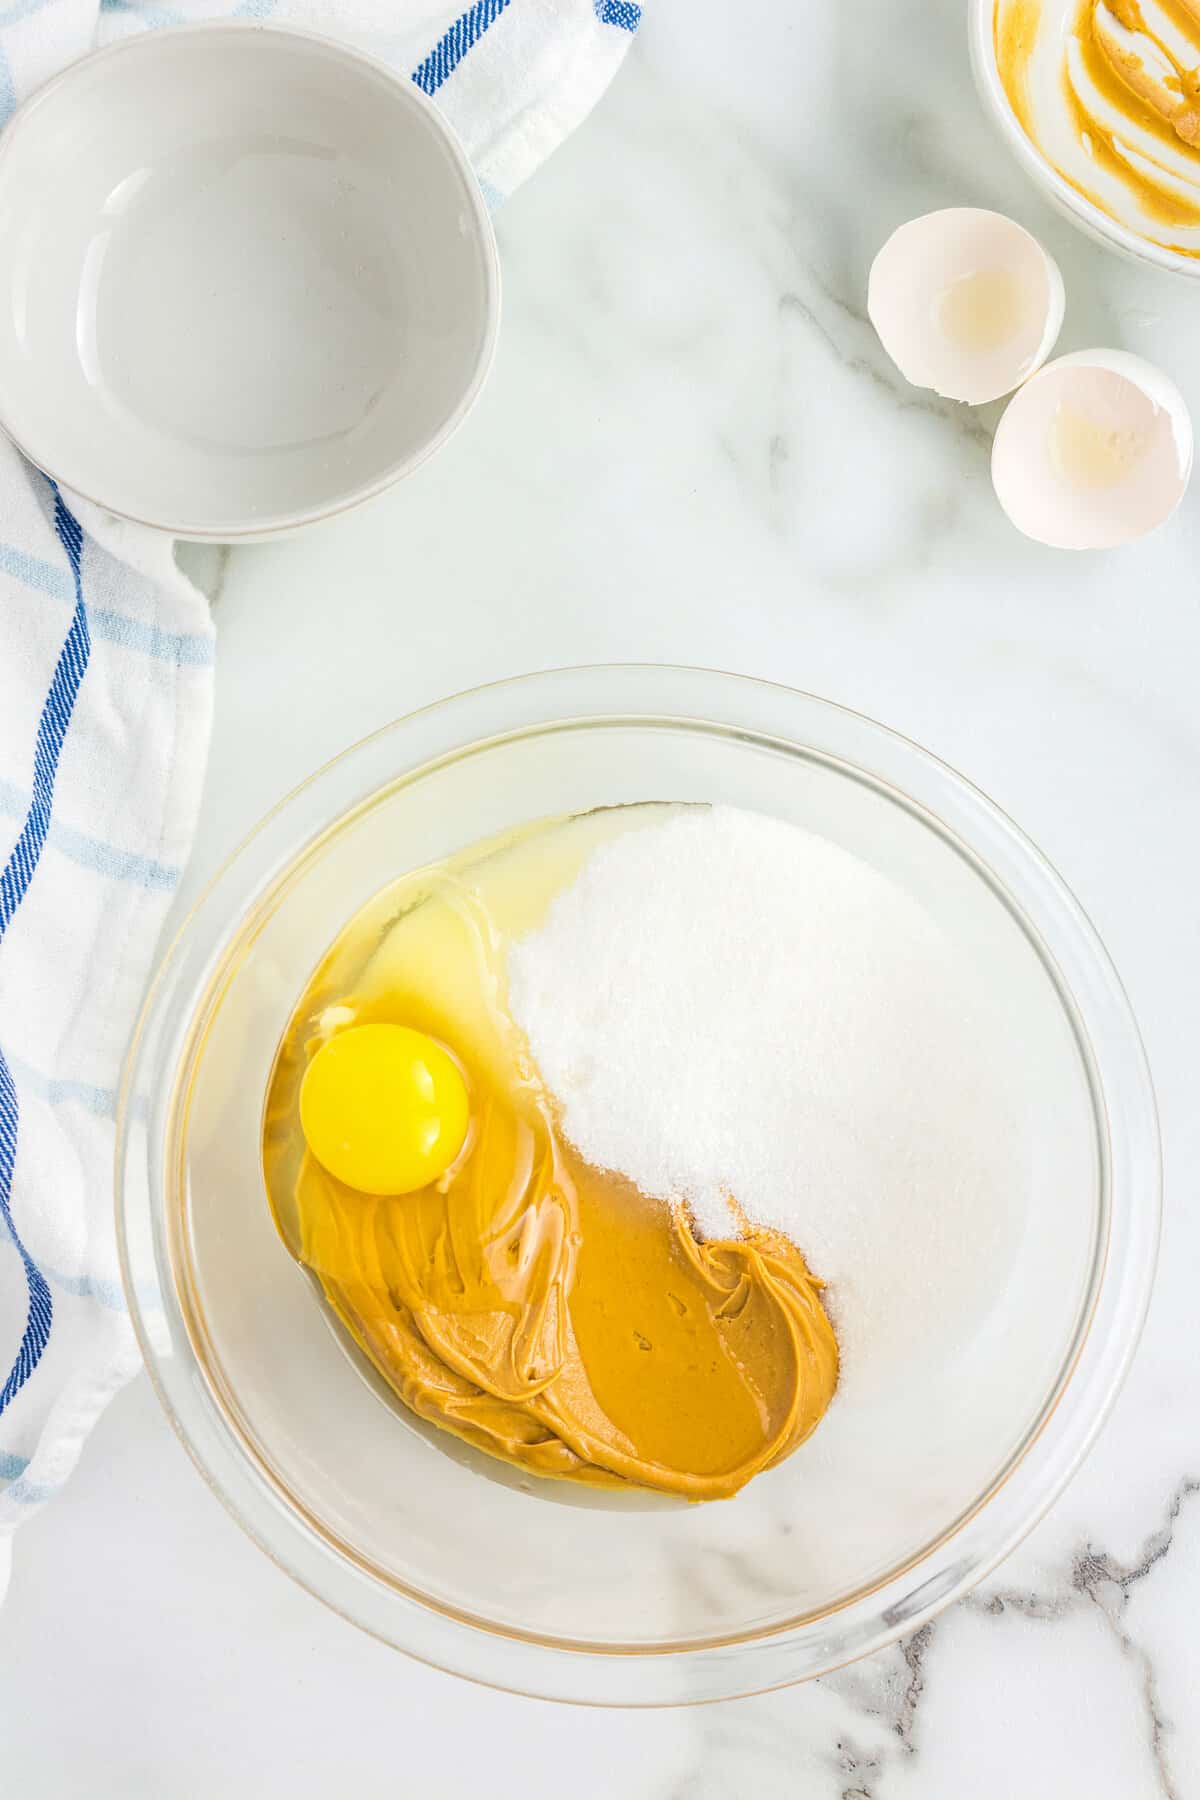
(298, 1023, 469, 1196)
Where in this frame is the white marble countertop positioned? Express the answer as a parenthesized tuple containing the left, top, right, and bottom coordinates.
(4, 0, 1200, 1791)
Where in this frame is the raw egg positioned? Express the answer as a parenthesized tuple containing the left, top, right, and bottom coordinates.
(868, 208, 1064, 404)
(299, 1022, 469, 1195)
(991, 348, 1193, 548)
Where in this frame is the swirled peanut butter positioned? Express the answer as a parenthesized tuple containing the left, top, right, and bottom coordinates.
(262, 809, 838, 1501)
(997, 0, 1200, 250)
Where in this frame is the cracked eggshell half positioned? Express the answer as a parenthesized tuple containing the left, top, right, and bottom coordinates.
(991, 348, 1193, 549)
(868, 208, 1065, 405)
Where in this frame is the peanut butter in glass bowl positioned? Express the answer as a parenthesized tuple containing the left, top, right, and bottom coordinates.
(262, 808, 838, 1503)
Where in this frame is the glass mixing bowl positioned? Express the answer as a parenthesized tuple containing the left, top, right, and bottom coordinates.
(116, 666, 1160, 1705)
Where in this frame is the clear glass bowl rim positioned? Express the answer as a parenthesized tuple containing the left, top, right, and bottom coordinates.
(115, 665, 1161, 1706)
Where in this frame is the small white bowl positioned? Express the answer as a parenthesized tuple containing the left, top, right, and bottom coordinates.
(968, 0, 1200, 281)
(0, 25, 501, 538)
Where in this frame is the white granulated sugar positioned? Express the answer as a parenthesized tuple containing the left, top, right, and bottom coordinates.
(508, 804, 1024, 1391)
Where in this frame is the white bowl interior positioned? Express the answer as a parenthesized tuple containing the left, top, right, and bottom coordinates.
(969, 0, 1200, 278)
(0, 28, 497, 534)
(173, 720, 1102, 1649)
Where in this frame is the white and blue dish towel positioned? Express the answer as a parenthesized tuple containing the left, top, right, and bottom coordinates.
(0, 0, 642, 1603)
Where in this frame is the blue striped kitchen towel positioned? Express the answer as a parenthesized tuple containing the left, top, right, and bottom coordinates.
(0, 0, 642, 1603)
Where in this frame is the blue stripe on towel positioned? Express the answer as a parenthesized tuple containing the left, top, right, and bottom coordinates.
(2, 1473, 59, 1504)
(412, 0, 512, 96)
(0, 490, 91, 1417)
(99, 0, 185, 20)
(0, 0, 60, 29)
(0, 1051, 53, 1415)
(0, 541, 73, 603)
(0, 1448, 29, 1480)
(0, 543, 213, 666)
(0, 503, 91, 935)
(0, 778, 179, 892)
(0, 45, 15, 128)
(0, 1212, 126, 1309)
(88, 608, 213, 667)
(594, 0, 640, 28)
(7, 1057, 120, 1120)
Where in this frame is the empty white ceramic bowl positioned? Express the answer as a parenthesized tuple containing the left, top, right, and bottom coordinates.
(0, 25, 500, 537)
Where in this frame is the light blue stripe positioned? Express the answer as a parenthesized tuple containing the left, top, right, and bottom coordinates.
(5, 1054, 147, 1122)
(6, 1056, 120, 1120)
(2, 1475, 58, 1504)
(0, 542, 73, 604)
(0, 44, 15, 128)
(0, 542, 213, 666)
(89, 608, 214, 667)
(99, 0, 185, 19)
(45, 1272, 125, 1308)
(0, 778, 178, 892)
(0, 1211, 127, 1309)
(0, 1449, 29, 1479)
(0, 0, 60, 28)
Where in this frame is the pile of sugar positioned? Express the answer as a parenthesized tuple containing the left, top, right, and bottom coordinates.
(507, 804, 1022, 1388)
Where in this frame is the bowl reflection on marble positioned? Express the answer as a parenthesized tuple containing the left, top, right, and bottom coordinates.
(116, 667, 1160, 1705)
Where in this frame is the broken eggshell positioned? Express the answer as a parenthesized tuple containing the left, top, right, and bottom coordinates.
(991, 347, 1193, 549)
(868, 207, 1065, 405)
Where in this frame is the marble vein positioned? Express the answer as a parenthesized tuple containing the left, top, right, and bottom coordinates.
(972, 1476, 1200, 1800)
